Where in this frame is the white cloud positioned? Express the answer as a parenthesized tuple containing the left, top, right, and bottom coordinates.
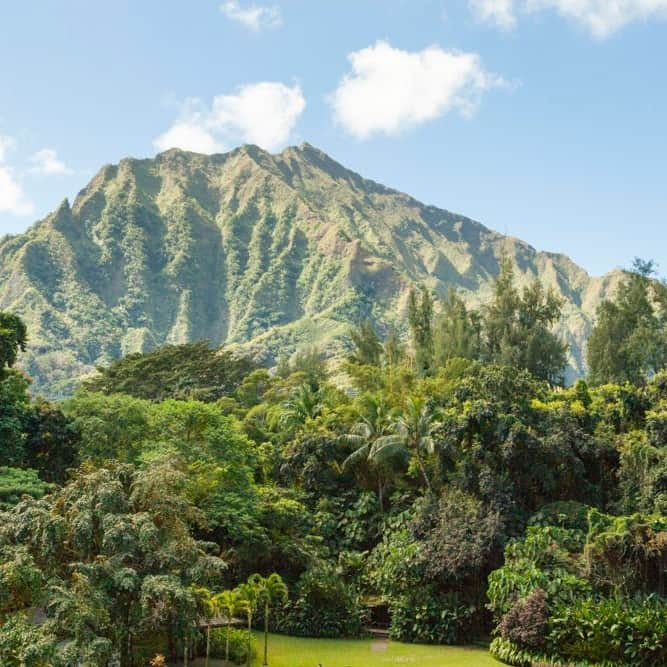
(0, 167, 34, 216)
(154, 121, 224, 154)
(470, 0, 667, 38)
(0, 135, 34, 216)
(528, 0, 667, 38)
(220, 1, 282, 31)
(29, 148, 73, 175)
(154, 82, 306, 154)
(469, 0, 517, 29)
(330, 41, 505, 140)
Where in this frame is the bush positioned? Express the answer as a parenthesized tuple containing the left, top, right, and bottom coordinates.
(497, 588, 548, 650)
(388, 589, 475, 645)
(273, 564, 366, 638)
(489, 637, 538, 667)
(487, 526, 590, 618)
(209, 627, 256, 664)
(528, 501, 591, 533)
(548, 595, 667, 666)
(489, 637, 615, 667)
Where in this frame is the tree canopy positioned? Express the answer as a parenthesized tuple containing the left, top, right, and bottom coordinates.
(587, 259, 667, 385)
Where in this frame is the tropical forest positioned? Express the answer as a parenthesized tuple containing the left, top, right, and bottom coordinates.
(1, 254, 666, 666)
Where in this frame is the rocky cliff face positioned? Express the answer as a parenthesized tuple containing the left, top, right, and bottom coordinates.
(0, 143, 621, 396)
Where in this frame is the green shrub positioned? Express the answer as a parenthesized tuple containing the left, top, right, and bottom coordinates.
(489, 637, 537, 667)
(209, 627, 256, 664)
(487, 526, 590, 618)
(388, 589, 474, 645)
(548, 595, 667, 666)
(0, 467, 52, 510)
(274, 564, 366, 638)
(489, 637, 618, 667)
(529, 501, 591, 532)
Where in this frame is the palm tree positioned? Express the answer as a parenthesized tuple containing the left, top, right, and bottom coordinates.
(374, 396, 441, 494)
(236, 582, 258, 667)
(279, 383, 323, 428)
(191, 586, 216, 667)
(342, 394, 397, 512)
(215, 588, 244, 665)
(248, 573, 288, 667)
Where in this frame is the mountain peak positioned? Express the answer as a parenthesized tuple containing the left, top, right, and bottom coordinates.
(0, 143, 621, 397)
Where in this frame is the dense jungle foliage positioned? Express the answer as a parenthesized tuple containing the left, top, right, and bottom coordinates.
(0, 259, 666, 666)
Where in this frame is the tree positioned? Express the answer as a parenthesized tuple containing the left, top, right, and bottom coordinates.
(415, 487, 504, 587)
(64, 391, 151, 463)
(236, 582, 259, 667)
(22, 399, 79, 483)
(141, 575, 199, 667)
(587, 259, 667, 385)
(0, 460, 226, 667)
(433, 288, 481, 366)
(374, 396, 440, 493)
(83, 341, 257, 402)
(0, 545, 44, 615)
(0, 612, 58, 666)
(383, 324, 406, 368)
(191, 586, 218, 667)
(248, 573, 288, 666)
(0, 312, 27, 374)
(216, 588, 245, 664)
(279, 383, 324, 429)
(482, 258, 567, 385)
(0, 372, 30, 467)
(348, 320, 383, 366)
(342, 394, 398, 512)
(287, 346, 328, 388)
(408, 286, 434, 376)
(47, 572, 113, 666)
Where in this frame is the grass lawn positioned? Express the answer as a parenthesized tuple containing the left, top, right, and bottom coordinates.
(183, 632, 498, 667)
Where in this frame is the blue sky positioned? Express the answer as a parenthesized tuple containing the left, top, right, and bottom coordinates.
(1, 1, 666, 277)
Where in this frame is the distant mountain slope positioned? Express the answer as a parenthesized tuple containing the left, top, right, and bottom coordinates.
(0, 143, 621, 397)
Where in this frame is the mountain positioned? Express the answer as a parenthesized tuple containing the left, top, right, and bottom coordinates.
(0, 143, 621, 397)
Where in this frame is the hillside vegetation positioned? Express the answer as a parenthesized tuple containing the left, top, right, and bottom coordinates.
(0, 143, 621, 397)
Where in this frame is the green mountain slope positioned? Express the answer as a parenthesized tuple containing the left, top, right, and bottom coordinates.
(0, 143, 621, 397)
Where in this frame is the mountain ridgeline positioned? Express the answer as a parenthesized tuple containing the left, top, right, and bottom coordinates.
(0, 143, 621, 396)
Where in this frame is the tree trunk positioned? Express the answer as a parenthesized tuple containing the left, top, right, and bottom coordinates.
(206, 623, 211, 667)
(168, 625, 176, 660)
(263, 602, 269, 666)
(226, 620, 231, 663)
(184, 637, 189, 667)
(415, 449, 433, 494)
(378, 476, 384, 514)
(246, 615, 252, 667)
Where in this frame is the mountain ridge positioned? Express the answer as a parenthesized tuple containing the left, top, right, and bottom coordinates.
(0, 143, 621, 397)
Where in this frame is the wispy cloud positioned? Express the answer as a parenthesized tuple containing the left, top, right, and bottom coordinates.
(154, 81, 305, 153)
(469, 0, 667, 38)
(29, 148, 73, 175)
(330, 41, 506, 140)
(220, 1, 282, 31)
(469, 0, 517, 29)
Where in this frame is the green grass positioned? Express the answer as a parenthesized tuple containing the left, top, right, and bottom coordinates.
(184, 632, 498, 667)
